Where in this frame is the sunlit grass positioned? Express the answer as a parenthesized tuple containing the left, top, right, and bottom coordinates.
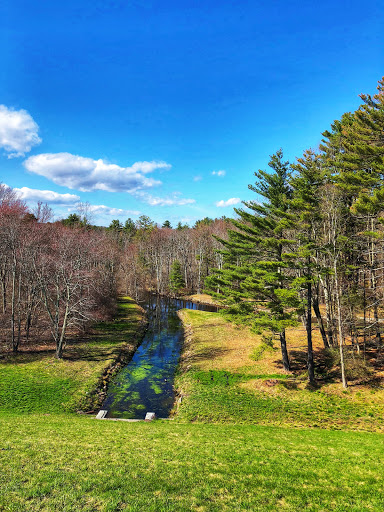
(0, 297, 144, 413)
(176, 310, 384, 431)
(1, 301, 384, 511)
(1, 412, 384, 512)
(185, 293, 218, 305)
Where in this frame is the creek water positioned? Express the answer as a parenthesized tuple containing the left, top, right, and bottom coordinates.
(102, 294, 218, 419)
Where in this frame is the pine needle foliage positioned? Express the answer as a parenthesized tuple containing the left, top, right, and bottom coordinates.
(206, 149, 300, 371)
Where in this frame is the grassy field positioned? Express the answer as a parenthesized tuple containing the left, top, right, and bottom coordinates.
(0, 297, 145, 413)
(175, 309, 384, 431)
(1, 412, 384, 512)
(1, 302, 384, 511)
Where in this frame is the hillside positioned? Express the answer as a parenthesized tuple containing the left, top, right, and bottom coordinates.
(176, 309, 384, 431)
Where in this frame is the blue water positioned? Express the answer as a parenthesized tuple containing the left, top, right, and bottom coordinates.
(102, 295, 217, 419)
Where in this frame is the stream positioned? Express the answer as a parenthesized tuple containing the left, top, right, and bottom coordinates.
(102, 294, 218, 419)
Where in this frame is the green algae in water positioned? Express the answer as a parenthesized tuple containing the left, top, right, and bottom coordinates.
(103, 295, 218, 419)
(149, 382, 163, 395)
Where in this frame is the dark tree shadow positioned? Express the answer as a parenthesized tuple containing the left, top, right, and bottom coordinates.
(187, 346, 229, 364)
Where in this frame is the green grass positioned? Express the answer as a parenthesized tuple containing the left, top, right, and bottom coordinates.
(175, 310, 384, 431)
(1, 412, 384, 512)
(1, 302, 384, 511)
(176, 370, 384, 429)
(0, 297, 144, 413)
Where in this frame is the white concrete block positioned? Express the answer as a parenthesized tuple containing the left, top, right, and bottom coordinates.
(96, 410, 108, 419)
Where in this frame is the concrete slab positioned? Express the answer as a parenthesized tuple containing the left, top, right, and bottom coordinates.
(96, 410, 108, 419)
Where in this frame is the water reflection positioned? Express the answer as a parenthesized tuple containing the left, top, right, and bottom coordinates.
(102, 294, 217, 419)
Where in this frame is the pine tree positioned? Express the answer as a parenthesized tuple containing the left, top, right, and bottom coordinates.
(290, 149, 327, 383)
(169, 260, 185, 295)
(347, 78, 384, 347)
(123, 218, 137, 240)
(108, 219, 123, 231)
(320, 77, 384, 385)
(207, 150, 299, 371)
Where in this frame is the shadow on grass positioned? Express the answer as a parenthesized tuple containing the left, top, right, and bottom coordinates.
(0, 344, 121, 364)
(281, 380, 299, 390)
(0, 349, 56, 364)
(64, 346, 120, 362)
(0, 297, 142, 365)
(187, 346, 229, 364)
(273, 344, 384, 391)
(272, 348, 340, 390)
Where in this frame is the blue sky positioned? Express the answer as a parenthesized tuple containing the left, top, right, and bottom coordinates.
(0, 0, 383, 226)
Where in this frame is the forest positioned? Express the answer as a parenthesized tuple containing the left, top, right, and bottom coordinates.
(1, 77, 384, 390)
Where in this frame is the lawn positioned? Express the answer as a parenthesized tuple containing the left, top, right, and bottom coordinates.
(0, 297, 145, 413)
(1, 412, 384, 512)
(1, 302, 384, 511)
(175, 309, 384, 431)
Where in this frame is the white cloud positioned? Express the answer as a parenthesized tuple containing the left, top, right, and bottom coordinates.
(14, 186, 80, 205)
(23, 152, 170, 192)
(135, 191, 196, 207)
(193, 175, 202, 182)
(0, 106, 41, 158)
(212, 170, 226, 177)
(84, 204, 140, 216)
(13, 187, 139, 218)
(216, 197, 241, 207)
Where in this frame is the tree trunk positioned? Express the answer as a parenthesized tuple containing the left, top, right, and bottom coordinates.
(56, 299, 70, 359)
(1, 271, 6, 314)
(16, 272, 22, 350)
(11, 266, 16, 352)
(370, 218, 381, 343)
(279, 329, 290, 371)
(307, 278, 315, 384)
(334, 262, 347, 388)
(322, 276, 335, 347)
(363, 271, 367, 359)
(312, 294, 329, 348)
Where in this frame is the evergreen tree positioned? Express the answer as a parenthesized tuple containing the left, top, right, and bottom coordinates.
(162, 220, 172, 229)
(169, 260, 185, 295)
(108, 219, 123, 231)
(61, 213, 82, 228)
(345, 78, 384, 348)
(135, 215, 155, 231)
(176, 221, 188, 230)
(207, 150, 299, 371)
(123, 218, 137, 240)
(194, 217, 213, 228)
(320, 77, 384, 385)
(290, 149, 327, 383)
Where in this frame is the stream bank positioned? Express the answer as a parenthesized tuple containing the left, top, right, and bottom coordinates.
(101, 294, 217, 419)
(81, 297, 148, 413)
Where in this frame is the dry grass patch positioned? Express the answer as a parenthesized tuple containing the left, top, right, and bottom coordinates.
(185, 293, 218, 305)
(179, 310, 326, 376)
(178, 310, 261, 374)
(176, 309, 384, 430)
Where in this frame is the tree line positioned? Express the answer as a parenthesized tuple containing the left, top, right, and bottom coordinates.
(0, 187, 229, 358)
(0, 187, 118, 358)
(111, 216, 230, 300)
(3, 75, 384, 379)
(206, 77, 384, 387)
